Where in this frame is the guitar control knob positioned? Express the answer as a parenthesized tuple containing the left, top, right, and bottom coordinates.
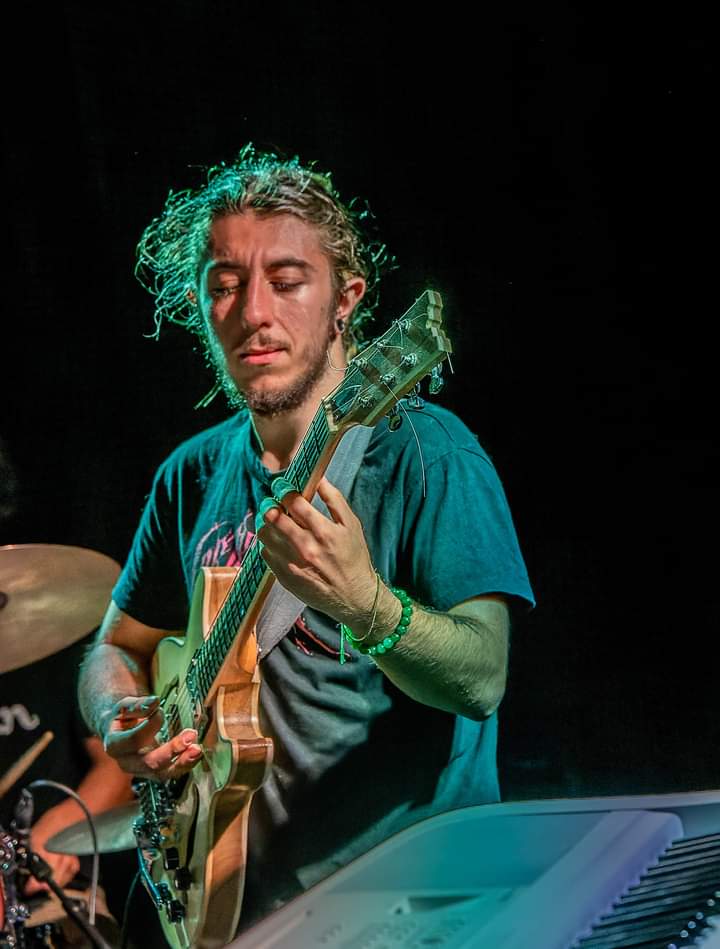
(174, 866, 192, 891)
(165, 899, 186, 923)
(162, 847, 180, 871)
(407, 384, 425, 410)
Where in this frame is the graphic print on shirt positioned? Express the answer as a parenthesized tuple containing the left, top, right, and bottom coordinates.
(192, 508, 341, 659)
(192, 509, 257, 575)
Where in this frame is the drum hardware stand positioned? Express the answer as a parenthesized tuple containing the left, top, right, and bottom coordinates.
(9, 791, 112, 949)
(16, 851, 112, 949)
(1, 828, 29, 947)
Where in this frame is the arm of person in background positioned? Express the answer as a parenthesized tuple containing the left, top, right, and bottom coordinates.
(25, 735, 135, 894)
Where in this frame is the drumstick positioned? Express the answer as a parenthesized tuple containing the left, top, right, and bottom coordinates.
(0, 730, 54, 799)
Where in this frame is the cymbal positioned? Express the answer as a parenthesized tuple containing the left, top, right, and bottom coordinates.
(46, 802, 139, 855)
(0, 544, 120, 674)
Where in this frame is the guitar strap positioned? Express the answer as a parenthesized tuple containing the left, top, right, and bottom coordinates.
(255, 423, 375, 660)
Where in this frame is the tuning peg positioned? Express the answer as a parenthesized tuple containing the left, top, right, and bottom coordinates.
(407, 383, 425, 410)
(387, 405, 403, 431)
(428, 364, 444, 395)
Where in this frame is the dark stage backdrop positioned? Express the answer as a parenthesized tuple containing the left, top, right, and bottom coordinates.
(2, 5, 716, 802)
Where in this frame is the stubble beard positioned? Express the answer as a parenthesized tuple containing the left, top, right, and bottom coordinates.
(206, 311, 336, 418)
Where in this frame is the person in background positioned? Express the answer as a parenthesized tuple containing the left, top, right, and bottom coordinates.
(1, 437, 135, 945)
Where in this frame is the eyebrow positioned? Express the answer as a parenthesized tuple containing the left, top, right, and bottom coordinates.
(206, 257, 317, 274)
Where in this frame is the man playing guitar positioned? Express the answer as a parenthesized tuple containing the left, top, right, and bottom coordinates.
(78, 146, 534, 944)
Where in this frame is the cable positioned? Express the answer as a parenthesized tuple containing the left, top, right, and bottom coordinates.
(120, 869, 142, 949)
(29, 779, 99, 925)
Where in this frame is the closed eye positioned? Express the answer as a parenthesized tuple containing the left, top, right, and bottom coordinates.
(210, 285, 241, 298)
(210, 281, 301, 298)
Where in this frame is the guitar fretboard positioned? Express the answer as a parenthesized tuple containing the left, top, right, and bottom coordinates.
(190, 409, 334, 701)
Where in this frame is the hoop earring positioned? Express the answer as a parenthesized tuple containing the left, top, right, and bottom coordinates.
(326, 348, 345, 372)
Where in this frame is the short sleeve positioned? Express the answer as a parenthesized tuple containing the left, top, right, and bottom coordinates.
(351, 405, 534, 618)
(405, 446, 535, 612)
(112, 458, 189, 630)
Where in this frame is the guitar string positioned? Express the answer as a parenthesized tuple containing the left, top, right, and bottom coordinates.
(381, 380, 428, 498)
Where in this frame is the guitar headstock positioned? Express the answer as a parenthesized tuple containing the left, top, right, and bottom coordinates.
(324, 289, 451, 431)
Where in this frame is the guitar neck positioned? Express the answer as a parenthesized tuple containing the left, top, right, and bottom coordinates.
(189, 407, 340, 704)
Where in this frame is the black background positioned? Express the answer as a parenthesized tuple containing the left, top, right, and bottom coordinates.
(2, 4, 717, 802)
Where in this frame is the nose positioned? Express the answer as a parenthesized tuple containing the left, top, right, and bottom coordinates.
(241, 274, 275, 329)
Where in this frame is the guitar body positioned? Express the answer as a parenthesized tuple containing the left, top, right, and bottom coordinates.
(140, 567, 273, 949)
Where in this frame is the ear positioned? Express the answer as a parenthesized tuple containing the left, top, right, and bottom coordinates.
(336, 275, 366, 324)
(186, 288, 198, 306)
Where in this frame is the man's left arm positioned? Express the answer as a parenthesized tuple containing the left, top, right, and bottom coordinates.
(369, 593, 509, 720)
(258, 477, 510, 721)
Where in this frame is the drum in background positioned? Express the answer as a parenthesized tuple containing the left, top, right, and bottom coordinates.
(1, 826, 22, 947)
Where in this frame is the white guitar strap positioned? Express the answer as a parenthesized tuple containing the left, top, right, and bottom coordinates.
(255, 424, 374, 660)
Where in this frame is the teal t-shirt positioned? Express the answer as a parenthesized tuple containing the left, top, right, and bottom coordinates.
(113, 402, 534, 921)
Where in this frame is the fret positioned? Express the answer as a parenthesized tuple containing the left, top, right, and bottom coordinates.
(284, 409, 330, 494)
(299, 448, 311, 484)
(237, 568, 254, 611)
(310, 414, 323, 457)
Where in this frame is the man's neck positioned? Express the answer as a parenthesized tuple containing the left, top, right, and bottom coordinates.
(250, 372, 344, 472)
(251, 402, 320, 473)
(245, 334, 349, 471)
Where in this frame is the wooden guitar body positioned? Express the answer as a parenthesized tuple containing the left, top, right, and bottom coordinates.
(139, 566, 273, 949)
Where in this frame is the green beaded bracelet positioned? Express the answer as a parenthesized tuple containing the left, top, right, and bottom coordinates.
(340, 586, 413, 660)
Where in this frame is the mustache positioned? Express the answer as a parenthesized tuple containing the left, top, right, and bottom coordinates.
(235, 332, 288, 353)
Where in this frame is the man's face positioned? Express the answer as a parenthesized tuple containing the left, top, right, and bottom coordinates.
(198, 211, 341, 416)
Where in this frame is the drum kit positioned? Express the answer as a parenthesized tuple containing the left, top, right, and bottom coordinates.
(0, 545, 139, 949)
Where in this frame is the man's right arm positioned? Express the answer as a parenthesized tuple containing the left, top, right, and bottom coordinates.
(78, 601, 203, 779)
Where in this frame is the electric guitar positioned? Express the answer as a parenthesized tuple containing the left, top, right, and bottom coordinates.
(133, 289, 452, 948)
